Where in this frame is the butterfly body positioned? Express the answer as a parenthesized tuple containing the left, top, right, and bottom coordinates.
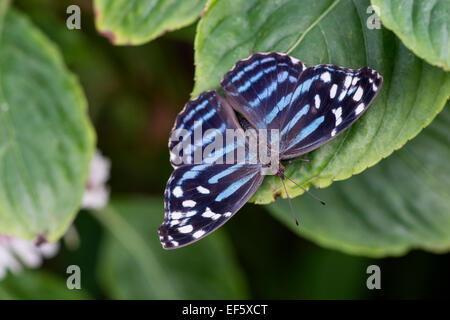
(159, 52, 382, 249)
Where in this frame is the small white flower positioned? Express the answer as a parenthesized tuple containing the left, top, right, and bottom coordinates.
(82, 150, 111, 210)
(0, 234, 59, 280)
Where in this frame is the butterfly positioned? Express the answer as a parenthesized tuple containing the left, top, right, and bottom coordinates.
(159, 52, 382, 249)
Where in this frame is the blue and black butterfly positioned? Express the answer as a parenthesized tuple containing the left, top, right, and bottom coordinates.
(159, 52, 382, 249)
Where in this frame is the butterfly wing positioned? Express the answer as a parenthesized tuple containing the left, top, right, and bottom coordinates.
(162, 90, 263, 249)
(168, 90, 243, 168)
(221, 52, 305, 132)
(221, 53, 382, 158)
(160, 163, 263, 249)
(279, 65, 383, 158)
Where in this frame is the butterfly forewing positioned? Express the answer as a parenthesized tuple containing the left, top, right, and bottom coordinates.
(221, 52, 305, 132)
(168, 90, 243, 168)
(281, 65, 383, 158)
(221, 52, 382, 158)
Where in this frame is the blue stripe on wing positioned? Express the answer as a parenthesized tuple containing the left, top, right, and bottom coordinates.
(221, 53, 382, 158)
(159, 163, 263, 249)
(168, 90, 244, 168)
(221, 52, 305, 134)
(280, 65, 383, 158)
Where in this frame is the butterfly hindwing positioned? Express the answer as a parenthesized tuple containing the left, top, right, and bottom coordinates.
(160, 163, 263, 249)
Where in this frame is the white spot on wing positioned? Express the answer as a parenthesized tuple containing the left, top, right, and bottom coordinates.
(170, 219, 180, 227)
(314, 94, 321, 109)
(172, 186, 183, 198)
(182, 200, 196, 208)
(330, 84, 337, 98)
(202, 207, 215, 218)
(171, 212, 183, 219)
(332, 107, 343, 126)
(355, 103, 365, 115)
(320, 72, 331, 82)
(193, 230, 205, 239)
(352, 77, 359, 86)
(344, 76, 352, 88)
(197, 186, 210, 194)
(372, 83, 378, 91)
(186, 210, 197, 217)
(331, 128, 337, 136)
(178, 225, 193, 234)
(353, 86, 363, 101)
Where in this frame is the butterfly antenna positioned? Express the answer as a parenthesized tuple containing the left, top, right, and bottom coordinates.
(285, 157, 311, 164)
(279, 176, 299, 226)
(285, 176, 326, 206)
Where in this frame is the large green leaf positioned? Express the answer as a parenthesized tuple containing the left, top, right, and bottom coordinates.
(94, 0, 207, 45)
(94, 197, 248, 299)
(193, 0, 450, 204)
(0, 8, 95, 240)
(372, 0, 449, 71)
(268, 105, 450, 257)
(0, 270, 90, 300)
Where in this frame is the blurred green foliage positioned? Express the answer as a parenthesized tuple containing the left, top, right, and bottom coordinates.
(0, 6, 95, 241)
(96, 197, 247, 299)
(93, 0, 207, 45)
(269, 106, 450, 256)
(373, 0, 450, 70)
(0, 0, 449, 300)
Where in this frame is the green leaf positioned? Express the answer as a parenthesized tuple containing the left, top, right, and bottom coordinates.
(267, 105, 450, 257)
(94, 0, 207, 45)
(0, 9, 95, 241)
(193, 0, 450, 204)
(372, 0, 450, 71)
(94, 197, 248, 299)
(0, 270, 90, 299)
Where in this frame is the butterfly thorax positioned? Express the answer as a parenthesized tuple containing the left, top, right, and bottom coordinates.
(275, 163, 286, 178)
(237, 116, 253, 131)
